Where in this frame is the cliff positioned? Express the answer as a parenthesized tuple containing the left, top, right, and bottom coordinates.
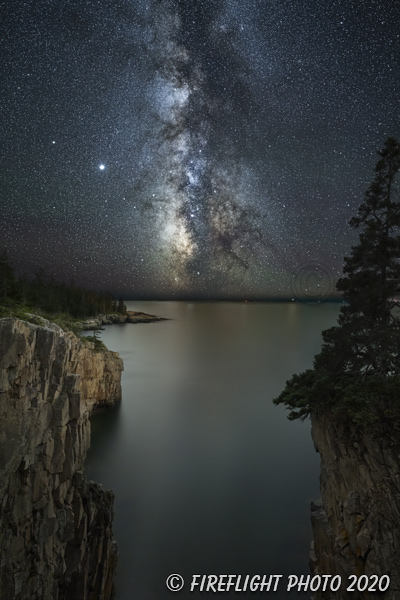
(310, 414, 400, 599)
(0, 317, 123, 600)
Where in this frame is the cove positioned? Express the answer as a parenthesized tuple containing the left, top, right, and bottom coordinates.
(85, 301, 340, 599)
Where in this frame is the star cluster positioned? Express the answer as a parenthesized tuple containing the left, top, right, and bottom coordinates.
(1, 0, 400, 298)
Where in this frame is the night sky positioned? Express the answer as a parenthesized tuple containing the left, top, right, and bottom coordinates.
(1, 0, 400, 299)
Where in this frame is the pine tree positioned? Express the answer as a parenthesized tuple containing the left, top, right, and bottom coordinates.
(0, 250, 17, 300)
(316, 137, 400, 376)
(117, 296, 127, 314)
(274, 138, 400, 423)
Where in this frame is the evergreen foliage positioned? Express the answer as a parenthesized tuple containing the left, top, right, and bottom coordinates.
(0, 253, 120, 325)
(117, 296, 127, 314)
(274, 138, 400, 424)
(0, 250, 19, 301)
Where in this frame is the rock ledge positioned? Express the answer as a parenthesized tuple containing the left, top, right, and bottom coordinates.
(81, 311, 167, 330)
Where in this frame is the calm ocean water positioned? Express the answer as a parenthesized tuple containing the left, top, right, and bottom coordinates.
(85, 301, 340, 599)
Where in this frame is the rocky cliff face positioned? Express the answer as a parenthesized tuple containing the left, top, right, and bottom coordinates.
(0, 317, 123, 600)
(310, 414, 400, 599)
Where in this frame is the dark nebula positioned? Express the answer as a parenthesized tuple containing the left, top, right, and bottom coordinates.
(1, 0, 400, 298)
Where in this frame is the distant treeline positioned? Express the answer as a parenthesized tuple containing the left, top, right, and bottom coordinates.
(0, 251, 126, 318)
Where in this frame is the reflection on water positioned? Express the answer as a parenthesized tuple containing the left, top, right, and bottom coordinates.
(86, 301, 340, 599)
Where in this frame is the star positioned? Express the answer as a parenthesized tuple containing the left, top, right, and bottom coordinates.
(1, 0, 399, 299)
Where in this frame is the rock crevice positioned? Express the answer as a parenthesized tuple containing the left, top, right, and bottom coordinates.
(0, 318, 123, 600)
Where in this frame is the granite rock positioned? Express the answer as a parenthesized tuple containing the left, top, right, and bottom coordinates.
(0, 318, 123, 600)
(310, 414, 400, 599)
(81, 311, 166, 330)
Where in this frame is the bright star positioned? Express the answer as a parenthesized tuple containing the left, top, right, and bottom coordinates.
(99, 164, 105, 171)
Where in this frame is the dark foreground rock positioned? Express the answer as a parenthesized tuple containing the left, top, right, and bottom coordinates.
(0, 318, 123, 600)
(310, 414, 400, 599)
(81, 311, 167, 330)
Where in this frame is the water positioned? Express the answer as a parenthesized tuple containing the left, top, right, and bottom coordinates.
(85, 301, 340, 599)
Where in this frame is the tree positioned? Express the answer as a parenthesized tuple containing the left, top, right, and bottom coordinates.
(0, 250, 18, 300)
(316, 137, 400, 376)
(117, 296, 127, 314)
(274, 138, 400, 423)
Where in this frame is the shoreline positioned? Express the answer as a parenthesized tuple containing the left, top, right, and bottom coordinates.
(81, 310, 168, 330)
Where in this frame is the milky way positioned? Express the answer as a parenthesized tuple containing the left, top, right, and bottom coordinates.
(1, 0, 400, 298)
